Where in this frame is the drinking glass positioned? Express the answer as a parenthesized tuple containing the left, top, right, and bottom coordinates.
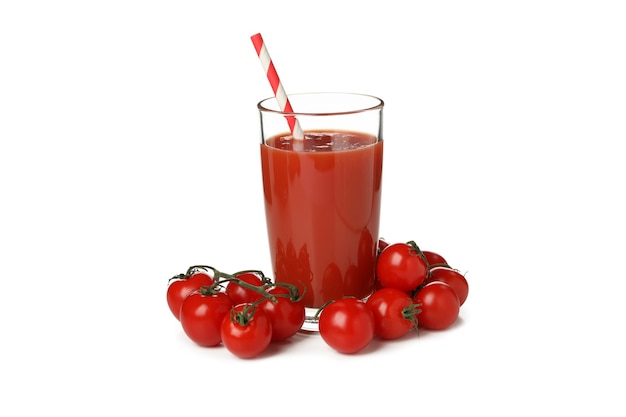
(258, 92, 384, 330)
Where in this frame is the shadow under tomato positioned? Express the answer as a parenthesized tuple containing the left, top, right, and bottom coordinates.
(361, 317, 467, 349)
(357, 338, 387, 355)
(247, 331, 313, 359)
(415, 315, 466, 338)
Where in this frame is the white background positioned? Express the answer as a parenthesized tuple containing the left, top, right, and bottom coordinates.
(1, 0, 625, 415)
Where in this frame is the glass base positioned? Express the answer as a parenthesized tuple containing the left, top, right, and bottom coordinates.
(300, 307, 321, 332)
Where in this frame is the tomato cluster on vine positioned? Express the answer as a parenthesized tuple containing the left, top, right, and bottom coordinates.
(166, 265, 306, 359)
(166, 239, 469, 358)
(317, 238, 469, 354)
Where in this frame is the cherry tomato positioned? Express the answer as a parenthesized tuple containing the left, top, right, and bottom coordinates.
(366, 288, 420, 340)
(414, 281, 460, 330)
(318, 298, 375, 354)
(425, 267, 469, 306)
(376, 242, 428, 292)
(221, 304, 273, 359)
(259, 285, 306, 341)
(179, 288, 233, 346)
(225, 271, 265, 305)
(422, 250, 448, 267)
(167, 271, 214, 320)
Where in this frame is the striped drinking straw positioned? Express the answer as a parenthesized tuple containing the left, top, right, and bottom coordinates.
(250, 33, 304, 139)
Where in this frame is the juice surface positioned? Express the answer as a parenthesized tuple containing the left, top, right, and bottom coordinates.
(260, 131, 383, 308)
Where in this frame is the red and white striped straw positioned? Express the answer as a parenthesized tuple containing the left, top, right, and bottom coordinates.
(251, 33, 304, 139)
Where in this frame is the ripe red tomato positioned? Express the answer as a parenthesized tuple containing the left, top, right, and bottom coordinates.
(179, 289, 233, 346)
(259, 285, 306, 341)
(425, 267, 469, 306)
(221, 304, 273, 359)
(422, 250, 448, 267)
(414, 281, 460, 330)
(366, 288, 420, 340)
(365, 288, 419, 340)
(318, 298, 375, 354)
(167, 271, 214, 320)
(225, 271, 265, 305)
(376, 242, 428, 292)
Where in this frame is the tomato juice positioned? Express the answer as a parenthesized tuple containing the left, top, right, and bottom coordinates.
(261, 131, 383, 308)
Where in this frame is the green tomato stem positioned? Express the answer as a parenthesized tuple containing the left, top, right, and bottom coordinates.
(230, 303, 258, 326)
(402, 302, 422, 332)
(406, 240, 427, 263)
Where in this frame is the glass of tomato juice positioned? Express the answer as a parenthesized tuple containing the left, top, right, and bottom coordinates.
(258, 92, 384, 331)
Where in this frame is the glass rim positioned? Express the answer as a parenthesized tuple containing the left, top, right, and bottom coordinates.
(257, 92, 384, 116)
